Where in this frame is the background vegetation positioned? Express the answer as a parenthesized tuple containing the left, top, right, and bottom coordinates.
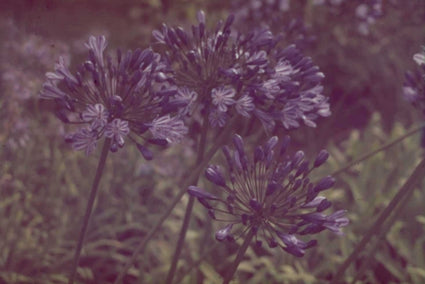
(1, 0, 425, 283)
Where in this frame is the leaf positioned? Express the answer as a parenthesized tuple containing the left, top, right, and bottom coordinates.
(199, 263, 222, 284)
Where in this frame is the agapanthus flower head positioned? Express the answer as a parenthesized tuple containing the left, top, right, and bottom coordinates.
(402, 46, 425, 110)
(40, 35, 187, 158)
(188, 134, 348, 257)
(153, 11, 329, 131)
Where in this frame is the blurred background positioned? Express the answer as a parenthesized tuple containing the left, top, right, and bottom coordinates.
(1, 0, 425, 283)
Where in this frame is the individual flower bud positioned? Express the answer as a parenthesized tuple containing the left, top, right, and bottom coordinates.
(187, 186, 219, 200)
(295, 160, 309, 177)
(317, 199, 332, 212)
(216, 224, 233, 242)
(254, 146, 265, 163)
(264, 136, 278, 155)
(314, 176, 335, 192)
(313, 149, 329, 168)
(279, 135, 291, 156)
(205, 165, 226, 187)
(292, 150, 304, 167)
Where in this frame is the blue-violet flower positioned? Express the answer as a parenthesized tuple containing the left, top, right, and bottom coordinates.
(188, 134, 348, 257)
(40, 35, 188, 158)
(403, 46, 425, 109)
(153, 11, 330, 131)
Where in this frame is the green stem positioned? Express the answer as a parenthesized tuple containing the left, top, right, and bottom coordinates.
(331, 156, 425, 284)
(331, 123, 425, 177)
(114, 118, 237, 284)
(166, 196, 196, 282)
(165, 121, 209, 284)
(68, 138, 111, 284)
(195, 212, 213, 282)
(222, 229, 255, 284)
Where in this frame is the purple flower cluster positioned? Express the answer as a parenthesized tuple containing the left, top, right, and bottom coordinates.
(188, 134, 348, 257)
(40, 36, 187, 158)
(403, 47, 425, 110)
(1, 18, 71, 149)
(153, 11, 329, 131)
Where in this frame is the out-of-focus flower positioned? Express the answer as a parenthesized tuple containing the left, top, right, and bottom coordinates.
(355, 0, 383, 35)
(313, 0, 383, 35)
(40, 35, 187, 158)
(0, 18, 71, 149)
(188, 134, 348, 257)
(313, 0, 346, 6)
(402, 47, 425, 110)
(154, 11, 329, 131)
(413, 52, 425, 66)
(231, 0, 314, 49)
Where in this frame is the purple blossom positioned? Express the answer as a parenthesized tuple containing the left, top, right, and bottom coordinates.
(70, 128, 99, 156)
(235, 95, 255, 117)
(40, 35, 188, 158)
(208, 110, 227, 128)
(174, 87, 198, 116)
(300, 210, 349, 236)
(279, 234, 317, 257)
(216, 224, 234, 242)
(149, 115, 188, 143)
(104, 119, 130, 150)
(323, 210, 350, 235)
(403, 86, 419, 103)
(154, 12, 329, 130)
(413, 52, 425, 66)
(211, 86, 236, 112)
(84, 35, 107, 67)
(188, 134, 348, 257)
(402, 47, 425, 110)
(81, 104, 108, 130)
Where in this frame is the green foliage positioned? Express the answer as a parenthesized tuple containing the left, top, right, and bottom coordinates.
(1, 1, 425, 283)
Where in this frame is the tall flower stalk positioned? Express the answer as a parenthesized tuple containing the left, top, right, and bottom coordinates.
(113, 118, 237, 284)
(39, 35, 187, 284)
(68, 138, 110, 284)
(188, 134, 349, 282)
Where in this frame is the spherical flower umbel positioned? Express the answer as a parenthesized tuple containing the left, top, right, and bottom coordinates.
(40, 35, 188, 158)
(188, 134, 348, 257)
(153, 11, 329, 131)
